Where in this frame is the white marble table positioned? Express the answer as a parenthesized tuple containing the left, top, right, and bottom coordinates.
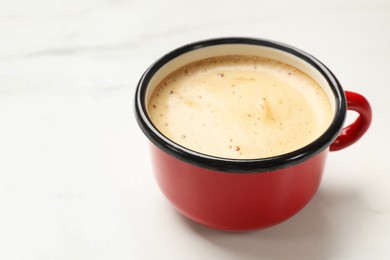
(1, 0, 389, 259)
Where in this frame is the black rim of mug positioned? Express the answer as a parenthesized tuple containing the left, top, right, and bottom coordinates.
(134, 37, 346, 173)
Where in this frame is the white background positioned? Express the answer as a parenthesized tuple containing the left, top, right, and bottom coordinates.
(0, 0, 389, 259)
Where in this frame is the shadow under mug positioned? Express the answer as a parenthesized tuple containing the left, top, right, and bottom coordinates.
(134, 37, 372, 231)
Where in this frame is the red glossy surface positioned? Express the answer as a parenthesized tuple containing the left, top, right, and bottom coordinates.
(330, 91, 372, 151)
(150, 144, 328, 231)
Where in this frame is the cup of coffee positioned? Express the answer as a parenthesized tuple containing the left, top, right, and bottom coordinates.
(134, 37, 372, 231)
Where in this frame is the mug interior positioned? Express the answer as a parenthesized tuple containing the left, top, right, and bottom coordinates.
(135, 38, 346, 172)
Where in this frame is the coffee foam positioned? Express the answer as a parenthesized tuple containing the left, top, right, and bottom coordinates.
(148, 55, 332, 159)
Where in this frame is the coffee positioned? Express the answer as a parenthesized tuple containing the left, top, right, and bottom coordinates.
(147, 55, 332, 159)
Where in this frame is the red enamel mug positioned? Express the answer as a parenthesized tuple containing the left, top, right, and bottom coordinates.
(134, 38, 372, 231)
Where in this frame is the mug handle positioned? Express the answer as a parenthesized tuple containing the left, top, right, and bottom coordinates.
(330, 91, 372, 151)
